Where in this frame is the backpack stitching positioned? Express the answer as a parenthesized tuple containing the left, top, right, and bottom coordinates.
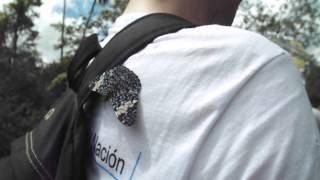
(30, 131, 54, 180)
(25, 132, 46, 180)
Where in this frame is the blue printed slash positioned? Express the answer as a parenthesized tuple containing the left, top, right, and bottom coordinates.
(95, 159, 119, 180)
(129, 152, 142, 180)
(95, 152, 142, 180)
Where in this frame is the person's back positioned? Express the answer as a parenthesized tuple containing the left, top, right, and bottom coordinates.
(86, 1, 320, 180)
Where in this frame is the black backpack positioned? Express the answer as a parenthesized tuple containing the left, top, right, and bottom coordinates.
(0, 13, 194, 180)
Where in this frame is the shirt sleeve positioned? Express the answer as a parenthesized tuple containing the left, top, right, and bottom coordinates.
(192, 53, 320, 180)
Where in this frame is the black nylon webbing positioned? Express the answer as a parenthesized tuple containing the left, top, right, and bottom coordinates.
(68, 34, 101, 91)
(77, 13, 194, 107)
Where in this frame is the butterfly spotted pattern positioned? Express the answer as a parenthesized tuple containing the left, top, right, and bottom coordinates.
(89, 66, 141, 126)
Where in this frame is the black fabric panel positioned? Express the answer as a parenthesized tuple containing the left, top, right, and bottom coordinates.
(5, 90, 79, 180)
(9, 136, 42, 180)
(68, 34, 101, 92)
(31, 89, 78, 178)
(0, 156, 18, 180)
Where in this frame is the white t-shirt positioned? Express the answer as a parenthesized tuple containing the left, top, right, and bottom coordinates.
(86, 13, 320, 180)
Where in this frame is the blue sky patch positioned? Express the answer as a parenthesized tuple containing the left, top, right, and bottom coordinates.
(53, 0, 105, 18)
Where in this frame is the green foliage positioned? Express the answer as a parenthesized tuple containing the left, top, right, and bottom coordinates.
(238, 0, 320, 47)
(47, 72, 67, 92)
(99, 0, 128, 22)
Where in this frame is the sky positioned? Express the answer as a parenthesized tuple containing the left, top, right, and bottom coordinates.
(0, 0, 319, 63)
(34, 0, 106, 63)
(0, 0, 105, 63)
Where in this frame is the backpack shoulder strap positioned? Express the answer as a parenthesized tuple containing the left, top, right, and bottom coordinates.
(67, 34, 101, 92)
(77, 13, 195, 107)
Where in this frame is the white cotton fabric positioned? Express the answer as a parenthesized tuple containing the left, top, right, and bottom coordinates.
(86, 13, 320, 180)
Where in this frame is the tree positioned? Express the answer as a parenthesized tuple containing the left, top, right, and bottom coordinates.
(83, 0, 97, 39)
(61, 0, 67, 62)
(0, 0, 51, 158)
(237, 0, 320, 48)
(52, 0, 128, 59)
(0, 0, 41, 62)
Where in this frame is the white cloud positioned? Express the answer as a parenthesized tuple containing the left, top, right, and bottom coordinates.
(315, 49, 320, 57)
(34, 0, 78, 63)
(0, 0, 77, 63)
(34, 1, 61, 63)
(0, 0, 12, 11)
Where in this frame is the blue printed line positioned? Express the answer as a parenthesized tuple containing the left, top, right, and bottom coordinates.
(129, 152, 142, 180)
(95, 159, 119, 180)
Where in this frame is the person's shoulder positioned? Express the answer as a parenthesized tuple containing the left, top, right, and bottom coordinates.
(185, 24, 280, 48)
(176, 24, 287, 61)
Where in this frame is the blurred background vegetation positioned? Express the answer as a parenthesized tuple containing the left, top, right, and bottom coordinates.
(0, 0, 319, 158)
